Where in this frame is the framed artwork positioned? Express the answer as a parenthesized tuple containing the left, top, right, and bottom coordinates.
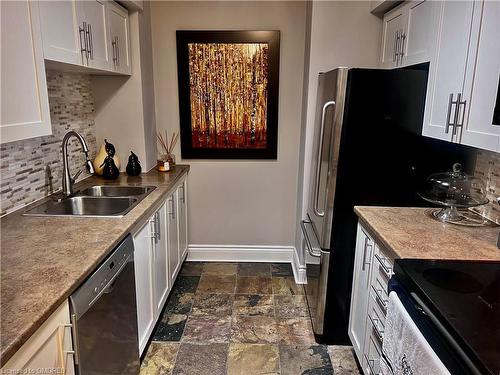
(176, 30, 280, 159)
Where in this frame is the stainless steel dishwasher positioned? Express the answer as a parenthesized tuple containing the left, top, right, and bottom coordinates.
(69, 234, 140, 374)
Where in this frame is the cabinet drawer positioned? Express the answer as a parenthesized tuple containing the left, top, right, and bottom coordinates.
(363, 327, 383, 375)
(367, 288, 386, 345)
(373, 245, 394, 281)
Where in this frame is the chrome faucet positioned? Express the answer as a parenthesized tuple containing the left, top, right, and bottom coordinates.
(62, 131, 95, 197)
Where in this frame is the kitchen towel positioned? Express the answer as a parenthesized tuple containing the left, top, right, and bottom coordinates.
(381, 291, 450, 375)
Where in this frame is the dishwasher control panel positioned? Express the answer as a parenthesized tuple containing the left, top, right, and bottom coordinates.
(70, 234, 135, 319)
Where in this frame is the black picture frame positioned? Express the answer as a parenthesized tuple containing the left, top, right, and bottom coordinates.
(176, 30, 280, 159)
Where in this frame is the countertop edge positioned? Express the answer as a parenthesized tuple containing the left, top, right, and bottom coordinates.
(354, 206, 401, 260)
(0, 166, 189, 365)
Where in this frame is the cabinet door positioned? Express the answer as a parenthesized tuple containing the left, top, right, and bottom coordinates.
(422, 1, 474, 142)
(380, 6, 406, 68)
(167, 192, 180, 285)
(107, 2, 131, 75)
(153, 204, 169, 316)
(460, 1, 500, 152)
(76, 0, 110, 70)
(38, 1, 82, 65)
(348, 224, 373, 363)
(178, 181, 188, 261)
(1, 301, 75, 374)
(133, 219, 155, 355)
(400, 1, 436, 67)
(1, 1, 52, 144)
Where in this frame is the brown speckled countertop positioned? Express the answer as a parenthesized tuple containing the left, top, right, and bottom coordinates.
(355, 206, 500, 261)
(0, 165, 189, 365)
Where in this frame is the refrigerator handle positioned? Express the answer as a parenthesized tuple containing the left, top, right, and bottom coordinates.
(314, 100, 336, 217)
(301, 219, 322, 257)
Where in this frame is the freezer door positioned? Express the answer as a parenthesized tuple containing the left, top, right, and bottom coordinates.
(307, 68, 348, 249)
(301, 219, 330, 335)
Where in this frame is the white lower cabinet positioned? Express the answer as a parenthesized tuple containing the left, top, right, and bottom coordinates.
(133, 215, 156, 355)
(1, 301, 75, 374)
(167, 191, 181, 285)
(178, 180, 189, 262)
(133, 175, 188, 355)
(348, 224, 373, 361)
(349, 222, 394, 375)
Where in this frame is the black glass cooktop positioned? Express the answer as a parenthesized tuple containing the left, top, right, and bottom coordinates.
(394, 259, 500, 375)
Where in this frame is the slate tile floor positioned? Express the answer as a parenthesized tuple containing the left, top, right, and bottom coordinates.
(141, 262, 360, 375)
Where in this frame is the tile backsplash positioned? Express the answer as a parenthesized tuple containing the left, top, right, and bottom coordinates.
(474, 149, 500, 222)
(0, 72, 97, 216)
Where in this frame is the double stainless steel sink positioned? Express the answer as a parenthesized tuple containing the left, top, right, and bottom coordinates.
(24, 185, 156, 218)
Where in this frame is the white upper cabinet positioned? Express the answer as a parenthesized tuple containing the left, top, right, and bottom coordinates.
(38, 1, 82, 65)
(422, 0, 500, 152)
(380, 1, 436, 69)
(459, 1, 500, 152)
(107, 1, 131, 75)
(38, 0, 129, 74)
(380, 5, 406, 68)
(75, 0, 110, 70)
(1, 1, 52, 144)
(422, 1, 474, 142)
(401, 1, 436, 66)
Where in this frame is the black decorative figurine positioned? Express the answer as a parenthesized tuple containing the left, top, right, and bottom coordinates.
(100, 155, 120, 180)
(104, 139, 116, 157)
(126, 151, 142, 176)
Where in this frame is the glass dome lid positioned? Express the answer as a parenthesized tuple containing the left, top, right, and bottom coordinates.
(419, 163, 488, 207)
(419, 163, 489, 223)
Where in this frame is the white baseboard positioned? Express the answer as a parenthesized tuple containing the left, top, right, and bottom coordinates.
(292, 246, 307, 284)
(187, 244, 294, 263)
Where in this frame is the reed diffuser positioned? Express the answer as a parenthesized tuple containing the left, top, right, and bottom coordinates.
(157, 129, 178, 172)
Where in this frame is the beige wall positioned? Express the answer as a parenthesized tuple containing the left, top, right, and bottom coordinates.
(295, 1, 382, 258)
(150, 1, 308, 246)
(92, 6, 157, 172)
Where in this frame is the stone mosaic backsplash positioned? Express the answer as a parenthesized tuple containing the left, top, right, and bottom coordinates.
(473, 149, 500, 223)
(0, 72, 97, 216)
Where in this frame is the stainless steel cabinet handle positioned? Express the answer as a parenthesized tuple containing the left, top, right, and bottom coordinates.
(369, 314, 384, 342)
(374, 253, 392, 278)
(78, 23, 87, 63)
(80, 22, 89, 64)
(69, 314, 80, 365)
(112, 37, 117, 65)
(116, 36, 119, 65)
(87, 23, 94, 60)
(445, 93, 455, 134)
(395, 30, 401, 64)
(150, 217, 157, 243)
(393, 31, 398, 62)
(372, 286, 388, 313)
(361, 236, 372, 271)
(168, 197, 176, 220)
(180, 184, 185, 203)
(300, 220, 322, 257)
(400, 31, 406, 62)
(314, 100, 335, 217)
(453, 93, 467, 136)
(155, 212, 160, 241)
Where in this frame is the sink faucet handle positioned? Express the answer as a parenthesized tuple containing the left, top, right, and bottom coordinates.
(72, 169, 83, 183)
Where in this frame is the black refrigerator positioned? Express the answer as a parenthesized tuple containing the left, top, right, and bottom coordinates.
(300, 66, 477, 344)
